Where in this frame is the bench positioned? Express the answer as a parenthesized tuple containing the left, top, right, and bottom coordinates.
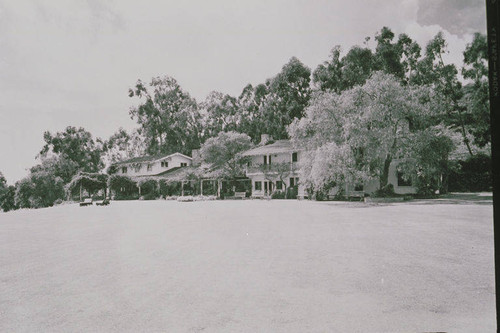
(348, 191, 365, 201)
(234, 192, 246, 199)
(95, 198, 110, 206)
(79, 198, 93, 206)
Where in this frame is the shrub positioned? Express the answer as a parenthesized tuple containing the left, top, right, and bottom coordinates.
(14, 171, 65, 209)
(0, 185, 17, 212)
(54, 198, 64, 205)
(108, 175, 138, 198)
(286, 187, 297, 199)
(138, 179, 159, 199)
(271, 191, 285, 199)
(373, 184, 395, 198)
(448, 154, 492, 192)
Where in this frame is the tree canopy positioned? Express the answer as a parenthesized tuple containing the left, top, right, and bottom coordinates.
(289, 72, 454, 194)
(199, 131, 253, 179)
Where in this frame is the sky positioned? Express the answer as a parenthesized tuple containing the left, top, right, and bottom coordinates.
(0, 0, 487, 184)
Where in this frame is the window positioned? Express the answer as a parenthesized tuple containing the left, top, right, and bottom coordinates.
(247, 161, 252, 167)
(292, 152, 298, 162)
(263, 156, 267, 165)
(269, 155, 272, 165)
(397, 172, 412, 186)
(264, 182, 268, 191)
(180, 162, 188, 167)
(255, 181, 262, 191)
(147, 164, 152, 171)
(161, 161, 168, 168)
(121, 167, 127, 174)
(276, 181, 283, 190)
(289, 177, 294, 187)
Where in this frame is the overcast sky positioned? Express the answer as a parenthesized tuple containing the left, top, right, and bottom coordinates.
(0, 0, 487, 184)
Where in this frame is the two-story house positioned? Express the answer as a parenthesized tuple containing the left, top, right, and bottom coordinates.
(114, 152, 193, 178)
(241, 138, 303, 198)
(241, 136, 417, 199)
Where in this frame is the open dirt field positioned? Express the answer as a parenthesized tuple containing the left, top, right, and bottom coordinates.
(0, 194, 495, 332)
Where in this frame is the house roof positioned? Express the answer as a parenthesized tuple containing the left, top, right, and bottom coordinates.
(241, 140, 297, 156)
(114, 152, 192, 165)
(134, 166, 198, 181)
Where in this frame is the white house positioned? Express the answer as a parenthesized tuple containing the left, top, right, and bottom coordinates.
(332, 158, 417, 198)
(241, 136, 417, 199)
(241, 138, 304, 198)
(114, 152, 193, 178)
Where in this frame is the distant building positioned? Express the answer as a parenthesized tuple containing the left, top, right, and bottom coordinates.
(113, 152, 193, 178)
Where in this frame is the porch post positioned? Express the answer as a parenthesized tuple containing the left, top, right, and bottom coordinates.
(200, 179, 203, 196)
(181, 181, 184, 196)
(80, 182, 82, 202)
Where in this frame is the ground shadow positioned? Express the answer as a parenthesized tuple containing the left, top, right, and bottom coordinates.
(321, 192, 493, 207)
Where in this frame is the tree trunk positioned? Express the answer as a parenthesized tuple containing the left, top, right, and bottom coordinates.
(200, 180, 203, 196)
(80, 183, 82, 202)
(380, 155, 392, 188)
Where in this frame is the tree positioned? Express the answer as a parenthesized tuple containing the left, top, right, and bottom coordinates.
(257, 57, 312, 139)
(199, 131, 253, 179)
(373, 27, 404, 79)
(0, 172, 16, 212)
(461, 33, 490, 147)
(289, 72, 452, 194)
(14, 171, 65, 209)
(237, 83, 270, 142)
(340, 46, 376, 90)
(39, 126, 103, 175)
(129, 76, 203, 155)
(313, 45, 343, 93)
(102, 128, 146, 168)
(412, 32, 472, 155)
(30, 156, 80, 184)
(200, 91, 240, 138)
(397, 33, 422, 85)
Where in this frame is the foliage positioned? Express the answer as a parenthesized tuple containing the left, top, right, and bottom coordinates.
(397, 129, 455, 195)
(137, 179, 159, 199)
(39, 126, 103, 175)
(285, 186, 297, 199)
(0, 185, 17, 212)
(290, 72, 451, 194)
(448, 153, 492, 192)
(108, 175, 138, 199)
(236, 57, 311, 141)
(66, 172, 108, 198)
(372, 184, 395, 198)
(200, 131, 253, 179)
(460, 33, 490, 147)
(201, 91, 240, 138)
(271, 190, 285, 199)
(102, 128, 146, 168)
(128, 76, 203, 156)
(14, 171, 65, 209)
(0, 172, 17, 212)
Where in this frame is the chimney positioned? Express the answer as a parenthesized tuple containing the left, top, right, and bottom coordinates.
(260, 134, 271, 145)
(191, 149, 201, 166)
